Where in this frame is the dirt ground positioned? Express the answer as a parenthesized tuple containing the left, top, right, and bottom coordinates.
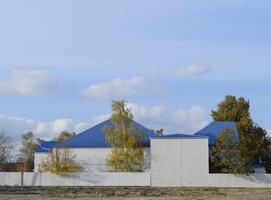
(1, 187, 271, 200)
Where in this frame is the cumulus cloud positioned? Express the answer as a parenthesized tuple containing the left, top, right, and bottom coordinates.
(0, 70, 58, 96)
(172, 106, 209, 133)
(0, 103, 209, 141)
(0, 115, 109, 141)
(81, 77, 163, 100)
(127, 103, 209, 134)
(177, 64, 211, 76)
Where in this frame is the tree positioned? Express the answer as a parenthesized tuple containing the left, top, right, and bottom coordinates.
(0, 133, 13, 163)
(154, 128, 164, 136)
(211, 95, 265, 168)
(210, 128, 249, 174)
(54, 131, 76, 141)
(103, 100, 145, 172)
(262, 135, 271, 173)
(19, 132, 41, 171)
(40, 144, 81, 176)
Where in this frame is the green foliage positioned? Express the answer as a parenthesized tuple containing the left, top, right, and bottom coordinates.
(19, 132, 41, 171)
(103, 100, 145, 172)
(54, 131, 76, 141)
(210, 128, 252, 174)
(40, 145, 81, 176)
(211, 95, 265, 168)
(262, 136, 271, 173)
(154, 128, 164, 136)
(0, 132, 13, 163)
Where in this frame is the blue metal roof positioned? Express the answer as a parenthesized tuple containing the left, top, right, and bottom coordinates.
(194, 121, 239, 145)
(36, 141, 62, 153)
(36, 119, 156, 152)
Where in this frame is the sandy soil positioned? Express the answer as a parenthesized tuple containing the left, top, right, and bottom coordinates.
(0, 187, 271, 200)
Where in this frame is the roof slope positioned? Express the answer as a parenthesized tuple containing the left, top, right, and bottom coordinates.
(194, 121, 239, 145)
(36, 141, 62, 153)
(36, 119, 156, 152)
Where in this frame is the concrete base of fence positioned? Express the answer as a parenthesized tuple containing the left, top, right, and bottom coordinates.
(0, 172, 150, 186)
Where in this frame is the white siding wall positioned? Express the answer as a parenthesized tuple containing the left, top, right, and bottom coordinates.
(35, 148, 150, 172)
(151, 137, 209, 187)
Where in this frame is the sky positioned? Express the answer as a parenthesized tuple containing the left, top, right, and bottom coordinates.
(0, 0, 271, 141)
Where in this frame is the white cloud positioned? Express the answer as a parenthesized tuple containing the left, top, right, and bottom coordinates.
(81, 77, 163, 100)
(127, 103, 209, 134)
(172, 106, 209, 133)
(0, 70, 58, 96)
(0, 115, 93, 141)
(0, 104, 209, 141)
(0, 115, 36, 139)
(177, 64, 210, 76)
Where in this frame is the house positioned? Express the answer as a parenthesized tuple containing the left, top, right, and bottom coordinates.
(34, 119, 156, 172)
(34, 120, 242, 173)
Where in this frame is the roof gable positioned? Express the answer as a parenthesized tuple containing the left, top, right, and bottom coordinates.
(36, 119, 156, 152)
(194, 121, 239, 145)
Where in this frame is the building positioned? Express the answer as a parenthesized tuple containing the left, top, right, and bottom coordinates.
(34, 119, 156, 172)
(34, 120, 240, 173)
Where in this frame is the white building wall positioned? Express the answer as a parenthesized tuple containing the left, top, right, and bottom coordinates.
(151, 137, 209, 187)
(34, 147, 150, 172)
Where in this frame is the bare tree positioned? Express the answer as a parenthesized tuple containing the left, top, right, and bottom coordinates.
(0, 132, 13, 163)
(18, 132, 41, 171)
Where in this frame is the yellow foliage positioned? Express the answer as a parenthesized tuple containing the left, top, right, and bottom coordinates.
(40, 146, 81, 176)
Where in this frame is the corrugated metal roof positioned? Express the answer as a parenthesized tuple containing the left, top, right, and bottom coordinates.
(36, 119, 156, 152)
(194, 121, 239, 145)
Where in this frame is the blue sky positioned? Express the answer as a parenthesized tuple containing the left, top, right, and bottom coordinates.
(0, 0, 271, 140)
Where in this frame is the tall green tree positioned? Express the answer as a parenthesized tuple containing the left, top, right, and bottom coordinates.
(19, 132, 41, 171)
(210, 128, 249, 174)
(262, 134, 271, 173)
(103, 100, 144, 172)
(54, 131, 76, 141)
(211, 95, 265, 168)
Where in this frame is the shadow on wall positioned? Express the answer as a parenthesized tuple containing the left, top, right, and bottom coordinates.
(242, 174, 271, 184)
(69, 173, 105, 184)
(30, 172, 39, 186)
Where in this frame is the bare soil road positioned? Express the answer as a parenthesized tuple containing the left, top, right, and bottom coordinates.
(0, 187, 270, 200)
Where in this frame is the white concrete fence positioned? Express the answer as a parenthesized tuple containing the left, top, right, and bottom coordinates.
(2, 172, 271, 187)
(0, 172, 150, 186)
(2, 137, 271, 187)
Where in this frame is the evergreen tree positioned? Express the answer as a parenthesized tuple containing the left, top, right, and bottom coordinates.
(210, 128, 250, 174)
(211, 95, 264, 168)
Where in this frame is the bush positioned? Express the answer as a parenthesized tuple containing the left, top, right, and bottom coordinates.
(40, 145, 82, 176)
